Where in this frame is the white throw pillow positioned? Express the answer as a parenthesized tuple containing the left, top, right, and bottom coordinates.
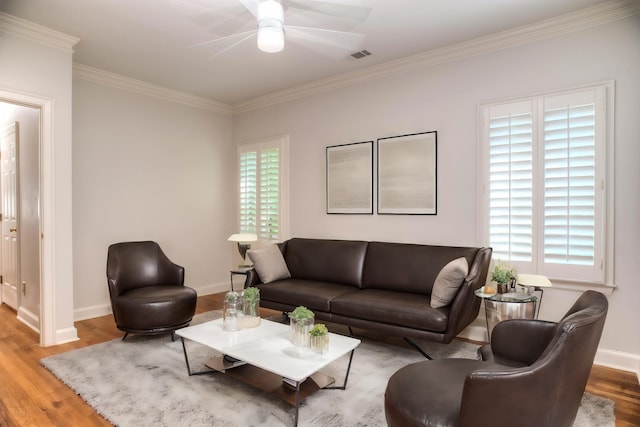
(430, 257, 469, 308)
(247, 244, 291, 284)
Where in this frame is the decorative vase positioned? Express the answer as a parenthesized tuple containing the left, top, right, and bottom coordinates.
(222, 290, 241, 331)
(497, 282, 509, 294)
(289, 314, 314, 347)
(240, 291, 261, 329)
(310, 334, 329, 354)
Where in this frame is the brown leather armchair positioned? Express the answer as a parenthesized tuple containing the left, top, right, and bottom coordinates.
(106, 241, 197, 340)
(384, 290, 608, 427)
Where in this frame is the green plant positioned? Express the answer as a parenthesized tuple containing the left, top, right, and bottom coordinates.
(290, 305, 314, 320)
(490, 262, 517, 284)
(309, 323, 328, 337)
(241, 287, 260, 303)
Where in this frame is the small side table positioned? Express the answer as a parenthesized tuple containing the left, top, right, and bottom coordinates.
(229, 267, 250, 291)
(475, 289, 537, 341)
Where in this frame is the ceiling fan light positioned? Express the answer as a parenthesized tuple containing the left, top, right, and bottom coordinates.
(258, 26, 284, 53)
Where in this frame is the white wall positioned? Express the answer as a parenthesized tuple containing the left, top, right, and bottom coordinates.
(233, 16, 640, 368)
(72, 78, 235, 320)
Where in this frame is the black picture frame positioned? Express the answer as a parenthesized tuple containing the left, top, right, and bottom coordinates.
(377, 131, 437, 215)
(326, 141, 374, 214)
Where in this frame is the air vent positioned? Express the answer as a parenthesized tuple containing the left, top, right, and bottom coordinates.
(351, 49, 372, 59)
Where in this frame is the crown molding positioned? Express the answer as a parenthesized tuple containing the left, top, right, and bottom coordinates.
(232, 0, 640, 113)
(0, 12, 79, 53)
(73, 64, 233, 114)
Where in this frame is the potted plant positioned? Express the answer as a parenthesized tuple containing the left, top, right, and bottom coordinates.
(490, 262, 517, 294)
(309, 323, 329, 354)
(240, 287, 260, 328)
(289, 306, 314, 347)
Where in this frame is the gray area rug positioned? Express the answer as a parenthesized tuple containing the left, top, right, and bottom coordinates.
(41, 311, 614, 426)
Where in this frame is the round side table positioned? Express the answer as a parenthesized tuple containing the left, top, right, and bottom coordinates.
(475, 289, 537, 341)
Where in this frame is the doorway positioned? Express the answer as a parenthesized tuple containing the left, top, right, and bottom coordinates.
(0, 101, 42, 336)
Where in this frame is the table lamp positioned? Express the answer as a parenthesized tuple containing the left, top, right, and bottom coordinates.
(228, 233, 258, 267)
(516, 274, 552, 318)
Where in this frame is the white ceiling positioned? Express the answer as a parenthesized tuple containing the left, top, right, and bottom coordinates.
(1, 0, 614, 106)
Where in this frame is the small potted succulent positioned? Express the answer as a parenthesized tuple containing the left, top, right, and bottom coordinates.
(309, 323, 329, 354)
(289, 306, 314, 347)
(240, 287, 260, 328)
(490, 262, 517, 294)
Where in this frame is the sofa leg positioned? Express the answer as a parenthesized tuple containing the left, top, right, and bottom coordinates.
(348, 326, 355, 336)
(122, 332, 129, 341)
(404, 337, 433, 360)
(171, 331, 176, 342)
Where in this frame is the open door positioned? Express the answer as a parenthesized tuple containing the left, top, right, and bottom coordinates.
(0, 122, 19, 310)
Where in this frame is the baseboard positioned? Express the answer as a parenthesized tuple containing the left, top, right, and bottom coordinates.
(457, 325, 488, 343)
(17, 306, 40, 333)
(74, 303, 112, 321)
(595, 348, 640, 381)
(195, 281, 232, 296)
(56, 326, 79, 344)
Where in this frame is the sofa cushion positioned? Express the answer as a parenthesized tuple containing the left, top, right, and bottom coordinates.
(247, 244, 291, 284)
(362, 242, 479, 294)
(331, 289, 449, 332)
(283, 238, 367, 287)
(430, 257, 469, 308)
(257, 279, 357, 312)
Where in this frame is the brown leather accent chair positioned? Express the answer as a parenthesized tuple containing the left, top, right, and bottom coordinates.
(384, 290, 608, 427)
(106, 241, 197, 340)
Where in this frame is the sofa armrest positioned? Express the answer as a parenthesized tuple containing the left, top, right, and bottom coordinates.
(480, 319, 557, 366)
(244, 268, 261, 288)
(444, 247, 493, 342)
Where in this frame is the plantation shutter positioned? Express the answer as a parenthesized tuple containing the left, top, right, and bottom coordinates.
(482, 85, 607, 284)
(239, 151, 257, 233)
(488, 101, 534, 267)
(540, 89, 604, 282)
(259, 148, 280, 241)
(238, 137, 288, 243)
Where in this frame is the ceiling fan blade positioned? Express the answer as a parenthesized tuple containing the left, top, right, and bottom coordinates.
(238, 0, 259, 18)
(286, 0, 372, 24)
(191, 29, 257, 49)
(209, 32, 257, 57)
(286, 25, 364, 52)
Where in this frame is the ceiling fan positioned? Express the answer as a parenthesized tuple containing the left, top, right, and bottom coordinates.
(191, 0, 372, 56)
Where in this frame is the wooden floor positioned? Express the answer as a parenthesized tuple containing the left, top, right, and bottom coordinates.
(0, 293, 639, 426)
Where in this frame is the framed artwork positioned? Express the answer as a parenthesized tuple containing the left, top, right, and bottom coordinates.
(377, 131, 437, 215)
(326, 141, 374, 214)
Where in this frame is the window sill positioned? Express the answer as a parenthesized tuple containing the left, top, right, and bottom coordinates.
(546, 279, 615, 296)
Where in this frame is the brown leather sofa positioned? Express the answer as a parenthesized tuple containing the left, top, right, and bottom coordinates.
(106, 241, 198, 340)
(384, 290, 608, 427)
(245, 238, 492, 344)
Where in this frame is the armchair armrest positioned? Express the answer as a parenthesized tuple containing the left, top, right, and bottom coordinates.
(480, 319, 557, 366)
(458, 365, 557, 427)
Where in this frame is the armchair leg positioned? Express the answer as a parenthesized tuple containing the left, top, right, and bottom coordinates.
(171, 331, 176, 342)
(404, 337, 433, 360)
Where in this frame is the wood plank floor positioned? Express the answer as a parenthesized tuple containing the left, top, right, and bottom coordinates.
(1, 293, 638, 426)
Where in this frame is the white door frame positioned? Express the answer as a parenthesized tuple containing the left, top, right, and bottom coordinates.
(0, 89, 56, 347)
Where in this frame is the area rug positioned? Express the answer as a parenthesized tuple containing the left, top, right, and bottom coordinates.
(41, 311, 614, 427)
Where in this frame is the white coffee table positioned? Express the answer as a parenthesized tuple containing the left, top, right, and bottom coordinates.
(176, 318, 361, 426)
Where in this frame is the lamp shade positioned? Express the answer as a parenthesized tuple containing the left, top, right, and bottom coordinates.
(228, 233, 258, 243)
(517, 274, 552, 288)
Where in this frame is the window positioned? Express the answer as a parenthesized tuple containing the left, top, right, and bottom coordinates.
(480, 83, 612, 285)
(238, 136, 289, 242)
